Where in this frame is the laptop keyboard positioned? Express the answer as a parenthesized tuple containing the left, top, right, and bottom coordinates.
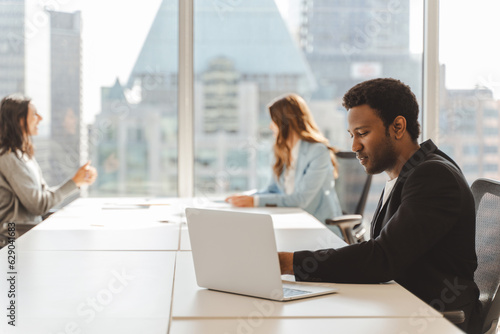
(282, 287, 311, 298)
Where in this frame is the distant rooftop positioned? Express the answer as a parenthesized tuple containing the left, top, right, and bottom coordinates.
(102, 78, 127, 102)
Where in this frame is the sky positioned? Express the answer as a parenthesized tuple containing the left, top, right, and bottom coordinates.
(25, 0, 162, 129)
(24, 0, 500, 131)
(439, 0, 500, 96)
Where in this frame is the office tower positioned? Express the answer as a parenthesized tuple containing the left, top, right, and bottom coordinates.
(439, 86, 500, 183)
(91, 0, 314, 196)
(0, 0, 25, 98)
(93, 77, 174, 196)
(200, 57, 241, 134)
(299, 0, 420, 100)
(47, 10, 82, 184)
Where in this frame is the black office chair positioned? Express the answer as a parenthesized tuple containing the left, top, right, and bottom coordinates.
(0, 222, 12, 249)
(0, 235, 8, 249)
(0, 222, 36, 249)
(325, 151, 372, 244)
(471, 178, 500, 333)
(443, 178, 500, 333)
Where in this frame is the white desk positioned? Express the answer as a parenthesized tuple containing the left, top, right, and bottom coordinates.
(170, 318, 463, 334)
(26, 199, 345, 252)
(19, 198, 182, 251)
(0, 198, 464, 334)
(0, 250, 176, 334)
(179, 205, 346, 251)
(19, 224, 181, 251)
(172, 251, 443, 319)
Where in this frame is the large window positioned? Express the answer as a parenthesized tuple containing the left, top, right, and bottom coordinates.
(193, 0, 313, 196)
(192, 0, 424, 223)
(10, 1, 500, 226)
(439, 0, 500, 184)
(7, 0, 178, 197)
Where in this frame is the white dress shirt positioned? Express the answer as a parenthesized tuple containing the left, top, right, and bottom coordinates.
(381, 177, 398, 209)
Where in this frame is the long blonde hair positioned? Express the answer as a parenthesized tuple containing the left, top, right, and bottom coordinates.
(268, 93, 339, 179)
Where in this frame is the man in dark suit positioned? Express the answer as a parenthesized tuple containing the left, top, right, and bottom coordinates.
(278, 78, 480, 333)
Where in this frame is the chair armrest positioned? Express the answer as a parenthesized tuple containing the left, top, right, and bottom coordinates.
(325, 214, 363, 227)
(325, 215, 365, 244)
(0, 234, 9, 249)
(42, 208, 58, 221)
(441, 310, 465, 324)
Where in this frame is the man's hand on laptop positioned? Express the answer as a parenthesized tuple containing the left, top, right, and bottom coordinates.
(278, 252, 294, 275)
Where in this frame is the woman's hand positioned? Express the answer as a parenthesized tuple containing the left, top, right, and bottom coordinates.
(72, 161, 98, 187)
(225, 195, 254, 207)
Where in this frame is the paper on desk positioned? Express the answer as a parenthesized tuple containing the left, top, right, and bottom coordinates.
(102, 201, 172, 209)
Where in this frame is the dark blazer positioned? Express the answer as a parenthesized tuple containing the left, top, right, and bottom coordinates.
(293, 140, 479, 316)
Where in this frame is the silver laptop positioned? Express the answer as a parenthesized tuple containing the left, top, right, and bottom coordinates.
(185, 208, 338, 301)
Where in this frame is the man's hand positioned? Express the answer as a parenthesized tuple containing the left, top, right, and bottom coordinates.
(278, 252, 294, 275)
(225, 195, 254, 207)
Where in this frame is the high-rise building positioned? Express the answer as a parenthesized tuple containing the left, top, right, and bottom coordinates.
(201, 57, 241, 134)
(46, 10, 82, 184)
(92, 78, 175, 196)
(0, 0, 25, 98)
(439, 86, 500, 183)
(298, 0, 420, 100)
(91, 0, 315, 196)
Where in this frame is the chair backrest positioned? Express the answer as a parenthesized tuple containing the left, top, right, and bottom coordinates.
(334, 151, 372, 215)
(471, 178, 500, 333)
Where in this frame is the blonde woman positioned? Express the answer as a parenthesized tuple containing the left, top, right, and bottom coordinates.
(226, 94, 342, 227)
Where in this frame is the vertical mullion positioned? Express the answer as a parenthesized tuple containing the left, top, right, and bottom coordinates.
(178, 0, 194, 197)
(422, 0, 440, 142)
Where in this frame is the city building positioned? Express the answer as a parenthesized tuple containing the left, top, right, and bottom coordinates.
(439, 86, 500, 183)
(298, 0, 421, 101)
(46, 10, 83, 185)
(0, 0, 25, 98)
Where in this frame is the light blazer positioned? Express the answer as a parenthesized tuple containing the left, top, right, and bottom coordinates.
(0, 152, 78, 225)
(293, 140, 479, 323)
(255, 140, 342, 224)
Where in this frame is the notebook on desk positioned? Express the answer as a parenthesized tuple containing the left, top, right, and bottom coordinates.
(185, 208, 338, 301)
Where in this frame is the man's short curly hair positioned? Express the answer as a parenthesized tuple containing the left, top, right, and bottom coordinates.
(342, 78, 420, 142)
